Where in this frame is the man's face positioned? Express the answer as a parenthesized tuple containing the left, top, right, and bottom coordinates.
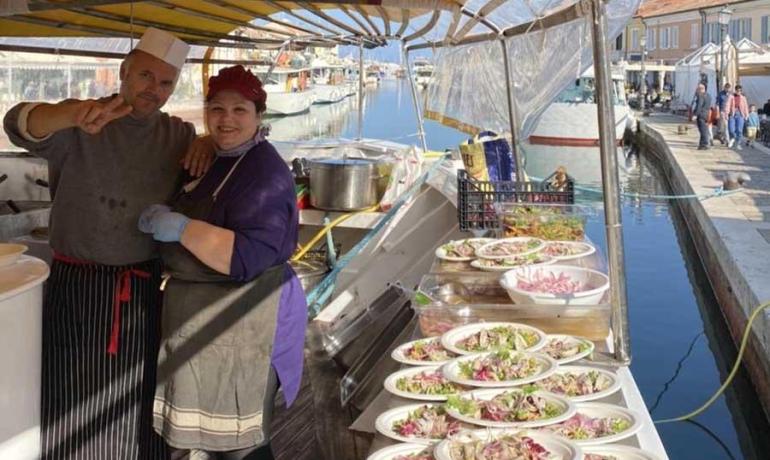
(119, 51, 178, 119)
(698, 85, 705, 94)
(724, 84, 731, 92)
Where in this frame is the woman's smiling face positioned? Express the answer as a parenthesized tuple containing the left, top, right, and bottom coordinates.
(205, 89, 261, 150)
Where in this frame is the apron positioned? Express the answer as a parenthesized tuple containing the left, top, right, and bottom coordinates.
(152, 154, 284, 451)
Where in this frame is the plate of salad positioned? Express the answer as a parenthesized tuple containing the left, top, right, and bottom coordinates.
(528, 366, 621, 402)
(442, 350, 557, 388)
(366, 443, 436, 460)
(470, 252, 555, 272)
(385, 366, 468, 401)
(539, 402, 642, 446)
(435, 238, 496, 262)
(444, 387, 575, 428)
(541, 335, 594, 364)
(475, 237, 545, 260)
(440, 322, 547, 355)
(541, 241, 596, 261)
(433, 429, 581, 460)
(582, 444, 664, 460)
(392, 338, 457, 366)
(375, 403, 470, 445)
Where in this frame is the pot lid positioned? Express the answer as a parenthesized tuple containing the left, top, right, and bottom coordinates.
(310, 157, 379, 166)
(290, 259, 328, 278)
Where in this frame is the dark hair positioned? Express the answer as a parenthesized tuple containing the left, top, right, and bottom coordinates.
(735, 85, 742, 90)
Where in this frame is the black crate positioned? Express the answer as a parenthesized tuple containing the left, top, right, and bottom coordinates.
(457, 169, 574, 231)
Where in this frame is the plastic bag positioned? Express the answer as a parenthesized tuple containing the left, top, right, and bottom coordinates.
(380, 146, 423, 210)
(458, 131, 517, 182)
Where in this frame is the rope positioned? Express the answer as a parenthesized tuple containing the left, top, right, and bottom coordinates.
(305, 154, 450, 317)
(654, 300, 770, 424)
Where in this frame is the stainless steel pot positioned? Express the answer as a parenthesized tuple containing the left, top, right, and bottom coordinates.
(308, 158, 381, 211)
(290, 260, 328, 292)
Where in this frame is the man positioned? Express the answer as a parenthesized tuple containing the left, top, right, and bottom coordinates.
(3, 28, 210, 459)
(692, 83, 712, 150)
(726, 84, 749, 151)
(762, 98, 770, 116)
(716, 83, 732, 145)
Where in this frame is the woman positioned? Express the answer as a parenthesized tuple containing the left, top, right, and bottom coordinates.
(138, 65, 307, 459)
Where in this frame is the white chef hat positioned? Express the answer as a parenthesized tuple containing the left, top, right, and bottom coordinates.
(133, 27, 189, 70)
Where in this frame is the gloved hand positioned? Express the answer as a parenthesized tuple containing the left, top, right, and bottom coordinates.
(138, 204, 190, 242)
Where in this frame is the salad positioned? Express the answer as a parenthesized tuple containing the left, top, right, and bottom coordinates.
(502, 206, 586, 241)
(440, 239, 491, 259)
(396, 370, 465, 396)
(392, 405, 464, 440)
(472, 253, 553, 270)
(446, 389, 564, 423)
(544, 413, 631, 441)
(404, 339, 456, 362)
(477, 239, 543, 258)
(456, 326, 541, 353)
(542, 242, 592, 258)
(542, 337, 591, 361)
(516, 271, 585, 294)
(458, 351, 543, 382)
(532, 370, 613, 398)
(446, 433, 554, 460)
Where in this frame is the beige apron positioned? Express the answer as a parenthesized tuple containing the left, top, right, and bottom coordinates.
(153, 154, 284, 451)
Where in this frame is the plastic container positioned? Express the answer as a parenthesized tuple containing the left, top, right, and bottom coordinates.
(418, 273, 510, 305)
(414, 302, 611, 341)
(496, 203, 591, 241)
(499, 265, 610, 305)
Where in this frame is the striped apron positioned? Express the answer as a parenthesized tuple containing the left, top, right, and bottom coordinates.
(41, 254, 168, 460)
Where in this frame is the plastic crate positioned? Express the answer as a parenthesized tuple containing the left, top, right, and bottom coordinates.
(457, 169, 574, 231)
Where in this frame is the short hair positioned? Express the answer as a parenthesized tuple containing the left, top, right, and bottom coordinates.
(724, 83, 732, 88)
(735, 84, 742, 90)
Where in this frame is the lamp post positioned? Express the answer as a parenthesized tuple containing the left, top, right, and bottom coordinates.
(718, 7, 732, 89)
(640, 23, 648, 113)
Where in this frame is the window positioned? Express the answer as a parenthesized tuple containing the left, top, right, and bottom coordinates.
(705, 22, 720, 43)
(690, 23, 699, 48)
(616, 33, 624, 51)
(647, 27, 656, 50)
(729, 18, 752, 40)
(631, 28, 640, 50)
(763, 16, 770, 43)
(660, 27, 670, 49)
(672, 26, 679, 48)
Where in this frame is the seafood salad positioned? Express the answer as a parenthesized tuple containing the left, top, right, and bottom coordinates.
(502, 206, 586, 241)
(473, 253, 552, 269)
(447, 432, 555, 460)
(516, 271, 585, 295)
(404, 339, 455, 362)
(393, 450, 435, 460)
(533, 371, 613, 398)
(458, 351, 543, 382)
(478, 239, 543, 257)
(545, 413, 631, 440)
(446, 389, 563, 423)
(456, 326, 541, 352)
(441, 240, 490, 258)
(392, 405, 464, 440)
(396, 371, 465, 396)
(542, 242, 592, 258)
(542, 337, 591, 361)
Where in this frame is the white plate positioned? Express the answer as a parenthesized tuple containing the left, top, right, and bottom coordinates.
(391, 338, 456, 366)
(582, 444, 664, 460)
(531, 365, 621, 402)
(384, 366, 465, 402)
(433, 429, 581, 460)
(470, 253, 556, 272)
(440, 322, 547, 355)
(442, 351, 557, 388)
(475, 237, 545, 260)
(445, 388, 576, 428)
(366, 443, 434, 460)
(541, 334, 595, 364)
(0, 243, 28, 267)
(375, 403, 465, 445)
(541, 241, 596, 261)
(540, 402, 643, 446)
(435, 238, 495, 262)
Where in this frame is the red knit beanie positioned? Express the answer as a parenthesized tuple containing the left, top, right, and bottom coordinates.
(207, 65, 267, 112)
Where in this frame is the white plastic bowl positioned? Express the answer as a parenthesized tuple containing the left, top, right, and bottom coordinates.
(499, 264, 609, 305)
(0, 243, 28, 267)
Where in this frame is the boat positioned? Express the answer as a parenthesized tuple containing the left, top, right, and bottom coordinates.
(412, 58, 434, 89)
(310, 59, 349, 104)
(0, 2, 685, 459)
(528, 66, 634, 147)
(258, 67, 315, 116)
(365, 65, 381, 86)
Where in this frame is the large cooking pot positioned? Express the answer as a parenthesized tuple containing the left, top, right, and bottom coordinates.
(308, 158, 381, 211)
(290, 260, 328, 293)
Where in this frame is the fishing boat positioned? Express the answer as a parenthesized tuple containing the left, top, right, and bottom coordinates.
(0, 1, 689, 460)
(528, 66, 634, 147)
(412, 58, 434, 89)
(311, 59, 349, 104)
(260, 67, 315, 116)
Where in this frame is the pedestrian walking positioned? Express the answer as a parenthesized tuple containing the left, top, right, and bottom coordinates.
(692, 83, 712, 150)
(726, 84, 749, 150)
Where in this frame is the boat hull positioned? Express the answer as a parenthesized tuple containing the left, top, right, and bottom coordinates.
(313, 84, 347, 104)
(265, 90, 314, 116)
(528, 102, 631, 146)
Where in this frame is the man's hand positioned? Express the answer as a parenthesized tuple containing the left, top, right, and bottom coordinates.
(182, 135, 215, 177)
(72, 96, 133, 135)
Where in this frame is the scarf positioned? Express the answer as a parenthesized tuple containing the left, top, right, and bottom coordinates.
(214, 124, 271, 157)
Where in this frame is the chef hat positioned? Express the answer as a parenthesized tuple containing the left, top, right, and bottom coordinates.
(133, 27, 189, 70)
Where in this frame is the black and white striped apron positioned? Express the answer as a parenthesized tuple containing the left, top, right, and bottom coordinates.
(41, 254, 168, 460)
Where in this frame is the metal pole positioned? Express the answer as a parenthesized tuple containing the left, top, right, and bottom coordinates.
(402, 45, 428, 153)
(66, 63, 72, 98)
(640, 21, 647, 112)
(357, 39, 364, 141)
(500, 38, 525, 181)
(265, 40, 292, 85)
(720, 26, 725, 88)
(589, 0, 631, 365)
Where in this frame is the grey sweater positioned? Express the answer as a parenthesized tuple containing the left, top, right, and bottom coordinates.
(4, 102, 195, 265)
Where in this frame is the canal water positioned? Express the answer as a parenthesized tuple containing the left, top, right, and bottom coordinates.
(267, 79, 769, 460)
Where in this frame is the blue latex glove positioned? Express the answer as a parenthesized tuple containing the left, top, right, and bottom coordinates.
(138, 204, 190, 242)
